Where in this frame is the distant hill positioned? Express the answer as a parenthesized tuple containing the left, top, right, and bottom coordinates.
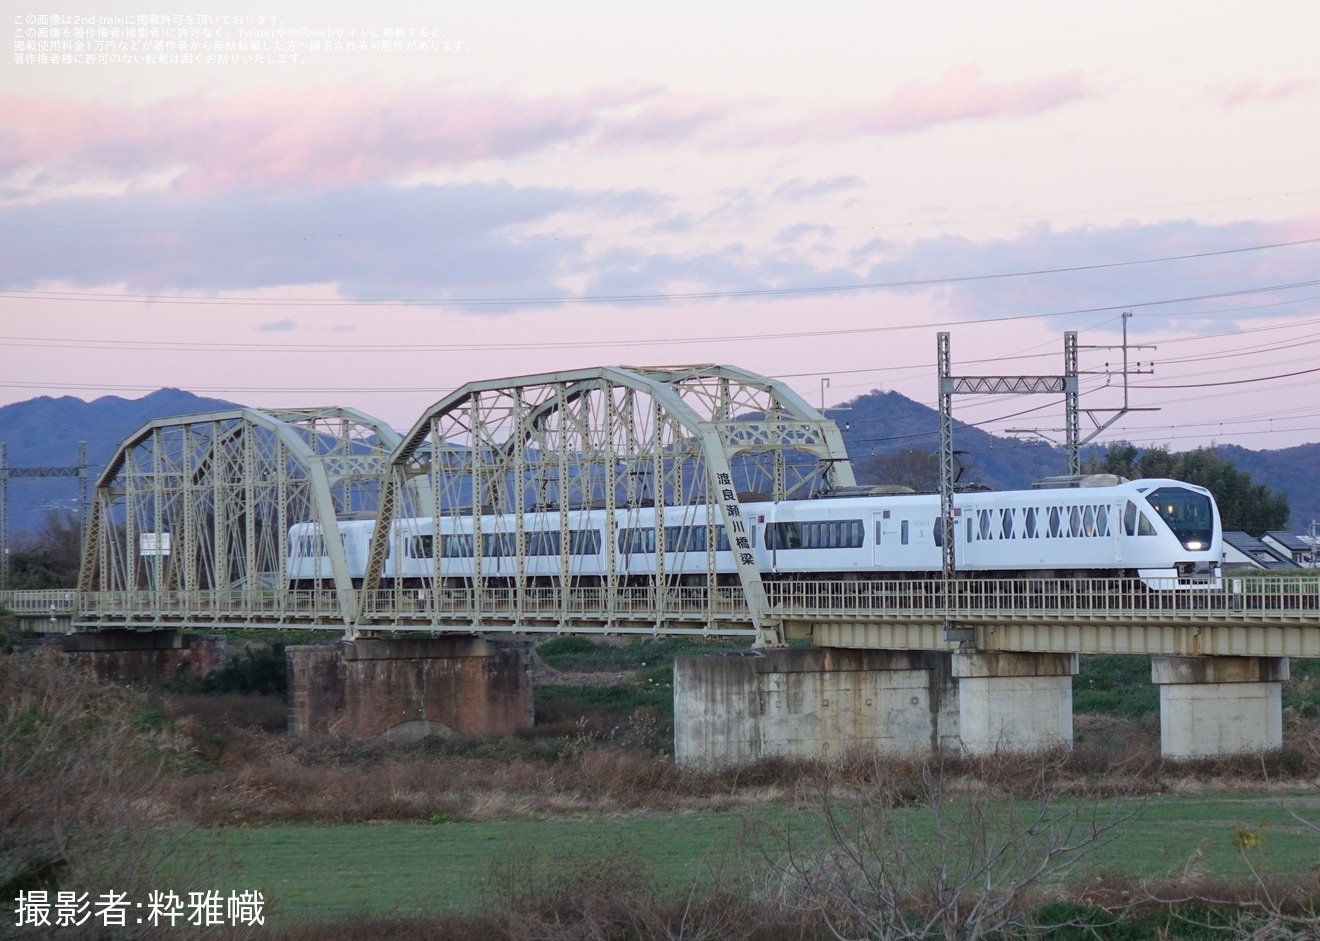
(0, 389, 240, 533)
(1, 387, 1316, 538)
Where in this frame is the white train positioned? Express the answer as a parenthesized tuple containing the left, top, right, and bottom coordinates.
(289, 475, 1222, 589)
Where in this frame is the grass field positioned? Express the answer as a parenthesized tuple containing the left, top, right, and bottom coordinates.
(176, 792, 1320, 926)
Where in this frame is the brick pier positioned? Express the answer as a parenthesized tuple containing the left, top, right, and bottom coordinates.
(287, 636, 534, 740)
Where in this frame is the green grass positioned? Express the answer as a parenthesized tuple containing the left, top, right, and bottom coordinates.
(176, 813, 746, 924)
(1074, 655, 1160, 718)
(1071, 654, 1320, 720)
(172, 793, 1320, 926)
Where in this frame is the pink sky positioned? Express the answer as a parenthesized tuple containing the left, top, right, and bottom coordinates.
(3, 0, 1320, 450)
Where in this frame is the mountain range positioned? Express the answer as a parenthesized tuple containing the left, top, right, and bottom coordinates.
(1, 387, 1316, 536)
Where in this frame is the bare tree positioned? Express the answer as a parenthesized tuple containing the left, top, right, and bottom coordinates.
(757, 752, 1139, 941)
(8, 510, 82, 589)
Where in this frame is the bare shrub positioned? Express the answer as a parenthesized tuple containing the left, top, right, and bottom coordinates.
(754, 751, 1141, 941)
(482, 843, 801, 941)
(0, 649, 215, 939)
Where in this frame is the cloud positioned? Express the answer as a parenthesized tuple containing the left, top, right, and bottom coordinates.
(592, 92, 743, 148)
(0, 69, 1094, 199)
(849, 216, 1320, 330)
(774, 177, 863, 201)
(0, 180, 662, 299)
(0, 85, 646, 196)
(257, 319, 298, 332)
(1206, 77, 1320, 109)
(725, 66, 1095, 145)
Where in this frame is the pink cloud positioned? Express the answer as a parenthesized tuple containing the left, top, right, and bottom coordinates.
(592, 92, 747, 148)
(1207, 77, 1319, 109)
(0, 85, 646, 195)
(724, 65, 1094, 145)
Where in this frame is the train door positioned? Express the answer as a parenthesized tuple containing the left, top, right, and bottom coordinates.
(873, 510, 901, 569)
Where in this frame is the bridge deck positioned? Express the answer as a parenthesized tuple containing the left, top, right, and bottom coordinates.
(4, 576, 1319, 655)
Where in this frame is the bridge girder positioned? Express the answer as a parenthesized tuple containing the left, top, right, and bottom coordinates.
(80, 407, 400, 624)
(362, 365, 855, 642)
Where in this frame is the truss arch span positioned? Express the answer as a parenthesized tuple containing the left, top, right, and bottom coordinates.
(80, 407, 401, 624)
(362, 365, 855, 641)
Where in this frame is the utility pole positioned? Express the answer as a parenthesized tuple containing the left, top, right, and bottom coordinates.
(938, 332, 1078, 643)
(1005, 314, 1157, 472)
(1069, 312, 1157, 471)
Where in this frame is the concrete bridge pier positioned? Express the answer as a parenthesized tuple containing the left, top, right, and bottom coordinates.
(287, 636, 533, 740)
(673, 648, 960, 769)
(1152, 656, 1287, 758)
(952, 652, 1079, 754)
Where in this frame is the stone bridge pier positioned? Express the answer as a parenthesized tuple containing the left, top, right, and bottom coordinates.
(61, 630, 227, 683)
(287, 636, 534, 741)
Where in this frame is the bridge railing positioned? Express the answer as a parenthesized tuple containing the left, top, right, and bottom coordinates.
(361, 584, 751, 621)
(763, 576, 1320, 617)
(5, 575, 1320, 629)
(0, 589, 78, 614)
(72, 589, 344, 620)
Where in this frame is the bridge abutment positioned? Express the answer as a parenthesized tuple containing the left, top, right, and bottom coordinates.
(287, 637, 534, 740)
(673, 647, 960, 769)
(952, 651, 1078, 754)
(61, 630, 226, 683)
(1151, 656, 1287, 758)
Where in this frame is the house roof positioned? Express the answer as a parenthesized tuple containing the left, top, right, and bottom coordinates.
(1222, 531, 1300, 569)
(1264, 530, 1311, 553)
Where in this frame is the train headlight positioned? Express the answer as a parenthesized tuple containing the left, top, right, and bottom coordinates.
(1185, 540, 1204, 550)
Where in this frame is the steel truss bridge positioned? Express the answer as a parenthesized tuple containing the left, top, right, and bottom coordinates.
(5, 364, 1319, 658)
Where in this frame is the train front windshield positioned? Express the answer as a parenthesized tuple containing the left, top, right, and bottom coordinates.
(1145, 487, 1214, 550)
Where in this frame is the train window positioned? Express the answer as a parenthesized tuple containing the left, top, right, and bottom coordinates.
(1094, 506, 1109, 537)
(526, 531, 561, 556)
(1066, 506, 1080, 537)
(407, 535, 434, 558)
(1000, 509, 1014, 540)
(619, 528, 656, 554)
(875, 521, 883, 545)
(1024, 507, 1037, 538)
(440, 534, 474, 558)
(1124, 501, 1138, 536)
(1145, 487, 1214, 549)
(933, 520, 943, 547)
(297, 535, 328, 558)
(767, 520, 863, 550)
(482, 532, 517, 557)
(966, 516, 973, 542)
(568, 530, 603, 555)
(978, 510, 991, 540)
(1047, 507, 1062, 538)
(1138, 512, 1157, 537)
(901, 520, 909, 545)
(1082, 507, 1095, 537)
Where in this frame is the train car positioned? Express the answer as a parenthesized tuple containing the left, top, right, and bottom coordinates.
(287, 518, 375, 587)
(747, 475, 1220, 585)
(287, 475, 1222, 589)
